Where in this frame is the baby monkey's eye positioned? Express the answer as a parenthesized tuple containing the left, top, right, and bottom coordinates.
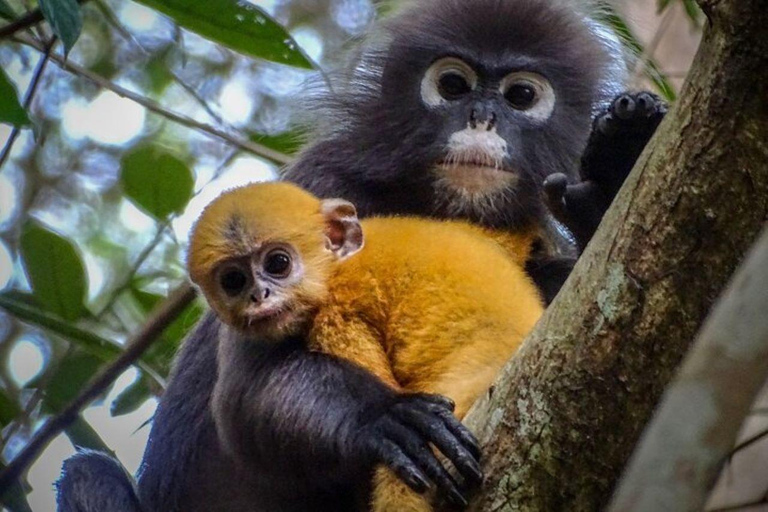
(263, 250, 292, 278)
(220, 268, 249, 296)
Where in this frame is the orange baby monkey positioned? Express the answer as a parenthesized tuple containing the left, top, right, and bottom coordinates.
(188, 182, 544, 512)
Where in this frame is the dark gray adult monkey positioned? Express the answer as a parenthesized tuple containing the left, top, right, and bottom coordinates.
(56, 0, 665, 511)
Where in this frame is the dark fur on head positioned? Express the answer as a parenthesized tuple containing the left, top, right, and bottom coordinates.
(285, 0, 624, 230)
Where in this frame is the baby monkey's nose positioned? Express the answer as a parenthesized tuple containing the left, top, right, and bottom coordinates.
(250, 288, 270, 303)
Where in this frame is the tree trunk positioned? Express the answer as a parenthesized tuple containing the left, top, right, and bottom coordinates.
(607, 226, 768, 512)
(463, 0, 768, 510)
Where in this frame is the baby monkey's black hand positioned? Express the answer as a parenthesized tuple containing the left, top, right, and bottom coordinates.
(358, 393, 483, 509)
(545, 91, 667, 250)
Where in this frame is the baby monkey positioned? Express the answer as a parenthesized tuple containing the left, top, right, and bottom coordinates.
(188, 182, 544, 512)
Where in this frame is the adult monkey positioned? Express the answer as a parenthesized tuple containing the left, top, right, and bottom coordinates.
(56, 0, 665, 510)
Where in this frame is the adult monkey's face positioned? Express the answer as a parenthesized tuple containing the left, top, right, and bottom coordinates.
(370, 0, 618, 228)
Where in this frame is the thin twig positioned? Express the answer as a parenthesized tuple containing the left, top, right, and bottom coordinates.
(729, 428, 768, 456)
(0, 37, 56, 170)
(0, 283, 197, 491)
(92, 0, 228, 128)
(14, 35, 292, 165)
(706, 492, 768, 512)
(96, 220, 172, 319)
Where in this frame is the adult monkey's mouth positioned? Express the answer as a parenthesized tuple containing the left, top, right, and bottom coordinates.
(434, 150, 518, 196)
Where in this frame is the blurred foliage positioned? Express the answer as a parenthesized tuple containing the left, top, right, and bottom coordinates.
(0, 70, 29, 127)
(0, 0, 699, 509)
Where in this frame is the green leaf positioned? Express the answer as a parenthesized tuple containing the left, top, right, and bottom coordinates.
(249, 130, 304, 158)
(145, 46, 174, 95)
(0, 68, 30, 127)
(0, 462, 32, 512)
(0, 291, 120, 361)
(681, 0, 703, 26)
(40, 351, 102, 412)
(0, 389, 21, 427)
(38, 0, 83, 53)
(20, 223, 87, 322)
(110, 376, 150, 416)
(595, 4, 677, 102)
(0, 0, 17, 21)
(130, 286, 202, 375)
(0, 291, 166, 389)
(135, 0, 312, 69)
(65, 415, 113, 453)
(121, 145, 194, 220)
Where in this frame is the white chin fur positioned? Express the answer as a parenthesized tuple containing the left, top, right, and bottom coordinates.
(433, 124, 517, 217)
(444, 123, 508, 168)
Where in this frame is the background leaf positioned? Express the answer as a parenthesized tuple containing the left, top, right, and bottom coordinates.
(0, 68, 29, 127)
(0, 291, 167, 388)
(121, 145, 194, 220)
(596, 2, 677, 101)
(38, 0, 83, 53)
(20, 223, 87, 322)
(135, 0, 313, 69)
(64, 416, 112, 453)
(110, 376, 150, 417)
(681, 0, 703, 26)
(37, 351, 103, 412)
(0, 0, 16, 21)
(0, 390, 21, 428)
(129, 285, 202, 375)
(249, 130, 304, 159)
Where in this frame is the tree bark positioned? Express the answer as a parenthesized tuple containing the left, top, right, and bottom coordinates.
(463, 0, 768, 510)
(607, 226, 768, 512)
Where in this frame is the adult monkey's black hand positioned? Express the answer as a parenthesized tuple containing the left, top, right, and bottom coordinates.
(545, 92, 668, 250)
(359, 393, 482, 507)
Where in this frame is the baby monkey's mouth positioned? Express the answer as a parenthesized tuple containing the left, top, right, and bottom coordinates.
(239, 302, 295, 330)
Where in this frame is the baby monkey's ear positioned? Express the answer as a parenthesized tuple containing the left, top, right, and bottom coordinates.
(320, 198, 364, 260)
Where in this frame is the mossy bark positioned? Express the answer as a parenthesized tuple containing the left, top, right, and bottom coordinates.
(463, 1, 768, 510)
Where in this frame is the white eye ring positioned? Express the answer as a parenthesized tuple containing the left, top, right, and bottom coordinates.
(499, 72, 556, 122)
(420, 57, 478, 108)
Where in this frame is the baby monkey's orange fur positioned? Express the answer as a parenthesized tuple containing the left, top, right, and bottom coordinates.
(188, 182, 544, 512)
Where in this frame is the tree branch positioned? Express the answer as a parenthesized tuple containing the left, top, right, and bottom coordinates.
(464, 0, 768, 509)
(0, 283, 197, 491)
(607, 226, 768, 511)
(0, 37, 55, 170)
(15, 35, 292, 166)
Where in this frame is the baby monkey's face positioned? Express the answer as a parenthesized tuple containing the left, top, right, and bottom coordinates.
(188, 182, 365, 341)
(209, 241, 320, 340)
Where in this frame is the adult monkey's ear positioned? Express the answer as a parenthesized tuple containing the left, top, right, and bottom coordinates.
(320, 198, 364, 260)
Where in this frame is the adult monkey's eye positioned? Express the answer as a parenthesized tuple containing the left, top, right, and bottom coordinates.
(220, 267, 249, 296)
(263, 250, 292, 278)
(421, 57, 478, 107)
(500, 72, 555, 121)
(505, 82, 538, 110)
(438, 72, 471, 100)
